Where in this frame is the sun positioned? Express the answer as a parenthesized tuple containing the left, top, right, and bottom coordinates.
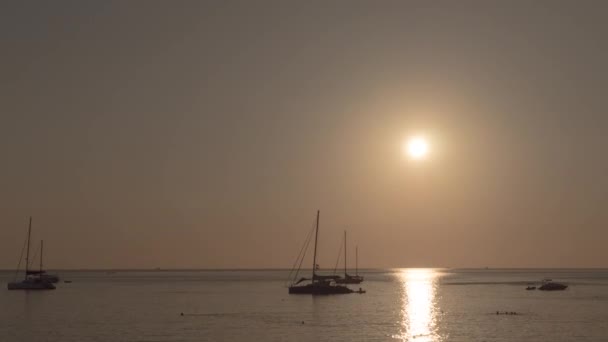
(403, 136, 429, 160)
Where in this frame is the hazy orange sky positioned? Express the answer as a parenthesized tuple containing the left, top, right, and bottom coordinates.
(1, 1, 607, 269)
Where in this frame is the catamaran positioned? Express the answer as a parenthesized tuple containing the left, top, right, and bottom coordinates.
(288, 211, 355, 294)
(335, 231, 364, 284)
(7, 218, 56, 290)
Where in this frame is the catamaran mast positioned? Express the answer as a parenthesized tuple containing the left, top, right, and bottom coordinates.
(25, 217, 32, 275)
(312, 210, 320, 281)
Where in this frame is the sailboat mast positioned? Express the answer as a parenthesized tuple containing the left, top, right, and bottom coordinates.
(356, 246, 358, 276)
(344, 230, 347, 276)
(312, 210, 320, 280)
(40, 240, 44, 273)
(25, 217, 32, 274)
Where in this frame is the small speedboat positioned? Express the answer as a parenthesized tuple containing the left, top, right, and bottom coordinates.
(526, 286, 536, 290)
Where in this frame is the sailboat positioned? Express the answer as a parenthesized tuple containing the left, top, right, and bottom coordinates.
(335, 231, 364, 284)
(7, 217, 56, 290)
(27, 240, 60, 283)
(288, 211, 354, 295)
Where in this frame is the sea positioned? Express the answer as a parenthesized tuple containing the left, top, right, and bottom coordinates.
(1, 269, 607, 341)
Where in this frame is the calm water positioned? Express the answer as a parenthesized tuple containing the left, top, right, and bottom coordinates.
(1, 269, 607, 341)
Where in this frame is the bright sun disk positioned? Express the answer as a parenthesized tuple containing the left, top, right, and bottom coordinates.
(404, 137, 429, 160)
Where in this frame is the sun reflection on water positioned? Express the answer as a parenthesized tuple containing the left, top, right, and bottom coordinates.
(394, 269, 441, 342)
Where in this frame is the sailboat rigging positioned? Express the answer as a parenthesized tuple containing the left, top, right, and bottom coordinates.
(335, 230, 364, 284)
(26, 239, 60, 283)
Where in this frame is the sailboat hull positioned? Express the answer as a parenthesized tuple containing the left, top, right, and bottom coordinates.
(538, 282, 568, 291)
(289, 283, 353, 295)
(7, 279, 56, 290)
(335, 276, 364, 284)
(27, 271, 60, 283)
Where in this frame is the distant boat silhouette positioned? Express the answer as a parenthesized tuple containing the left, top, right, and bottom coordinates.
(288, 211, 354, 295)
(27, 240, 60, 283)
(335, 231, 363, 284)
(538, 279, 568, 291)
(7, 217, 55, 290)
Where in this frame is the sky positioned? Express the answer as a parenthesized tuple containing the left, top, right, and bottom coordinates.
(1, 1, 607, 269)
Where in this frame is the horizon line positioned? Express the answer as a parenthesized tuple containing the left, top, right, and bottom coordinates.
(2, 267, 608, 272)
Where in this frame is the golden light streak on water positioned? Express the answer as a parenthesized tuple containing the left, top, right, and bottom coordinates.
(393, 268, 441, 342)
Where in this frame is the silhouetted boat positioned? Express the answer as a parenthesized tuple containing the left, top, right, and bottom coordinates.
(335, 231, 363, 284)
(7, 276, 56, 290)
(538, 280, 567, 291)
(288, 211, 354, 295)
(7, 218, 55, 290)
(526, 285, 536, 290)
(26, 240, 60, 283)
(39, 273, 60, 283)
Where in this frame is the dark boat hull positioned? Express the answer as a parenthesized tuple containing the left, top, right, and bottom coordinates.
(335, 276, 364, 284)
(538, 282, 568, 291)
(7, 279, 56, 290)
(289, 283, 353, 295)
